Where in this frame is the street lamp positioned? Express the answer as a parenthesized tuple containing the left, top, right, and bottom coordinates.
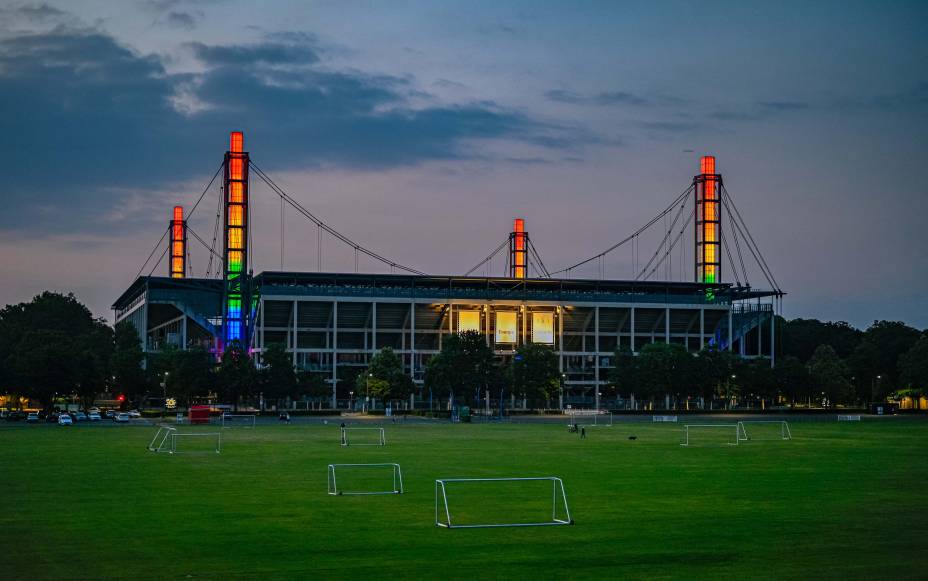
(871, 374, 882, 403)
(160, 372, 169, 419)
(559, 374, 566, 411)
(364, 373, 373, 413)
(349, 391, 354, 411)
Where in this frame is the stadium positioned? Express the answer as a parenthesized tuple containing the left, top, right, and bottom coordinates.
(113, 132, 782, 409)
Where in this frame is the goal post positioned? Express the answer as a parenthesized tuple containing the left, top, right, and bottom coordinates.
(327, 464, 403, 496)
(681, 424, 739, 447)
(837, 415, 862, 421)
(221, 414, 256, 429)
(170, 432, 222, 454)
(340, 426, 385, 446)
(434, 477, 573, 529)
(737, 420, 792, 441)
(147, 425, 176, 452)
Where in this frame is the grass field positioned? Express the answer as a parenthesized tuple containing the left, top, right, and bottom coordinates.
(2, 418, 926, 580)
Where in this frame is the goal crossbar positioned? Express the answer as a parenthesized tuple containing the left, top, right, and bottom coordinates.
(170, 432, 221, 454)
(681, 424, 739, 447)
(737, 420, 792, 441)
(435, 477, 573, 529)
(340, 426, 386, 446)
(327, 463, 403, 495)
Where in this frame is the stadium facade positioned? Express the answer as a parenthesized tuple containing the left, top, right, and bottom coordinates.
(113, 132, 781, 408)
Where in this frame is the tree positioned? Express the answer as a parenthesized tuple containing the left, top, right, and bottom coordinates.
(774, 355, 811, 405)
(111, 321, 147, 405)
(508, 344, 559, 407)
(694, 347, 737, 406)
(808, 344, 853, 405)
(297, 371, 330, 402)
(217, 341, 257, 410)
(635, 343, 694, 408)
(609, 347, 637, 399)
(261, 343, 298, 405)
(0, 292, 112, 409)
(782, 318, 862, 361)
(863, 320, 922, 389)
(424, 331, 498, 406)
(847, 340, 881, 402)
(359, 347, 414, 408)
(897, 337, 928, 408)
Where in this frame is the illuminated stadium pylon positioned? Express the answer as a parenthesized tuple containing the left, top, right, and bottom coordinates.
(169, 205, 186, 279)
(694, 156, 721, 284)
(222, 131, 250, 348)
(509, 218, 527, 279)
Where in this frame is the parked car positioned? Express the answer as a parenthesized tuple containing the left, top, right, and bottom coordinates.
(88, 412, 102, 422)
(58, 414, 73, 426)
(127, 410, 141, 418)
(89, 407, 100, 414)
(45, 413, 59, 423)
(114, 412, 130, 423)
(26, 413, 39, 423)
(5, 411, 24, 422)
(73, 411, 88, 421)
(104, 410, 116, 419)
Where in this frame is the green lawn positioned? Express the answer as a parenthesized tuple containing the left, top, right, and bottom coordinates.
(1, 418, 926, 580)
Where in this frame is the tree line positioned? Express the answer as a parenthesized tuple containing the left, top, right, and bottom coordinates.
(0, 292, 926, 410)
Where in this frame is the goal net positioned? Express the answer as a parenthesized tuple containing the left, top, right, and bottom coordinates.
(340, 427, 385, 446)
(566, 410, 612, 426)
(838, 415, 862, 421)
(737, 420, 792, 441)
(169, 432, 222, 454)
(435, 477, 573, 528)
(653, 415, 678, 423)
(680, 424, 739, 447)
(222, 414, 256, 429)
(147, 426, 176, 452)
(327, 464, 404, 496)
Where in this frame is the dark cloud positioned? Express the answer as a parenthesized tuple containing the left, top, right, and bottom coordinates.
(1, 26, 587, 235)
(187, 39, 321, 66)
(13, 3, 66, 20)
(163, 11, 199, 30)
(545, 89, 647, 106)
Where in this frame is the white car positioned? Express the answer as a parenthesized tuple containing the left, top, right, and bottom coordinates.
(58, 414, 73, 426)
(114, 412, 130, 423)
(88, 412, 102, 422)
(127, 410, 141, 418)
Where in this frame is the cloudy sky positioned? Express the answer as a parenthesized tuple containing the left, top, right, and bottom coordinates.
(0, 0, 926, 328)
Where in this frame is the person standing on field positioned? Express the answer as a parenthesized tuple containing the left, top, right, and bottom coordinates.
(580, 426, 586, 439)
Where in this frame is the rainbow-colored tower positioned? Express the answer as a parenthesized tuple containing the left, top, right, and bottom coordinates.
(169, 205, 186, 279)
(695, 156, 721, 284)
(223, 131, 249, 346)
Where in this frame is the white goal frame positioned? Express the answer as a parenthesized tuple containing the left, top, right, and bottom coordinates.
(566, 410, 612, 426)
(147, 426, 177, 452)
(653, 415, 679, 423)
(169, 432, 222, 454)
(222, 414, 256, 428)
(680, 424, 739, 447)
(434, 477, 573, 529)
(340, 426, 385, 446)
(837, 415, 862, 421)
(736, 420, 792, 441)
(327, 463, 404, 496)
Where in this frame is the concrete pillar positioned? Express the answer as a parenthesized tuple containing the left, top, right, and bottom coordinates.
(331, 301, 338, 409)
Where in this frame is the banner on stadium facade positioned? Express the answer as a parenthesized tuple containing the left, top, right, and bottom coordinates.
(532, 312, 555, 344)
(458, 310, 480, 333)
(495, 311, 518, 343)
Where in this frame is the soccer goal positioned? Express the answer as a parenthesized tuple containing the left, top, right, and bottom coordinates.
(567, 410, 611, 426)
(222, 414, 256, 428)
(838, 415, 862, 421)
(434, 477, 573, 528)
(340, 426, 385, 446)
(169, 432, 222, 454)
(653, 415, 679, 423)
(680, 424, 739, 447)
(327, 463, 404, 496)
(147, 426, 177, 452)
(736, 420, 792, 441)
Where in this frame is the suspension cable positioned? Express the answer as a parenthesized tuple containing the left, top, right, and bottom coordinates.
(249, 160, 426, 276)
(135, 226, 169, 280)
(464, 239, 509, 276)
